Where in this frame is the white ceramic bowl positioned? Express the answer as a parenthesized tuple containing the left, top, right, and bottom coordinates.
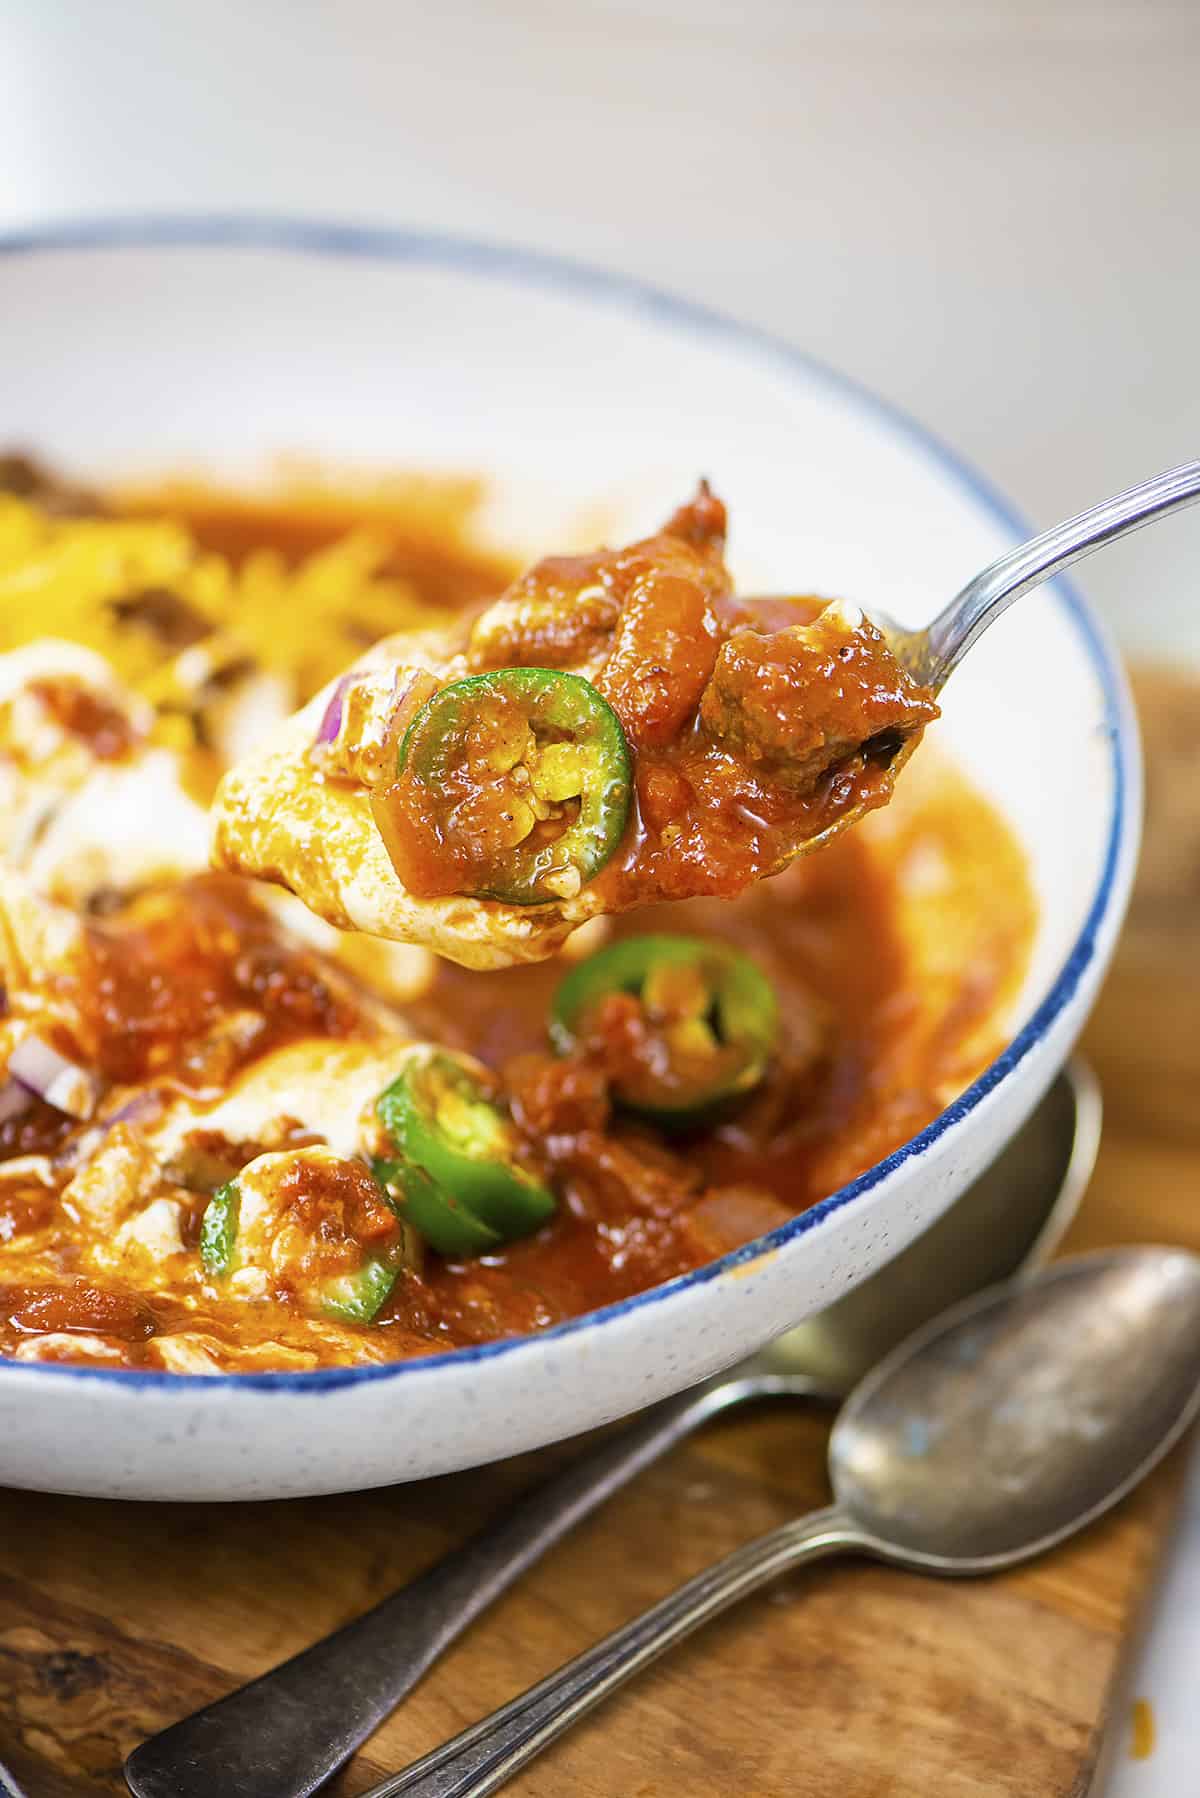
(0, 219, 1140, 1501)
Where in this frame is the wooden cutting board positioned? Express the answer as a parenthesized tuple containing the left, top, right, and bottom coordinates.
(2, 666, 1198, 1798)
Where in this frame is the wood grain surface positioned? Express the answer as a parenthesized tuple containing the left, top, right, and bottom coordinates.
(2, 665, 1197, 1798)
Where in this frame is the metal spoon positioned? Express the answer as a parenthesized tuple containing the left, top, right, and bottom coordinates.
(872, 458, 1200, 688)
(124, 1063, 1094, 1798)
(786, 457, 1200, 858)
(0, 1759, 34, 1798)
(765, 1058, 1098, 1386)
(371, 1246, 1200, 1798)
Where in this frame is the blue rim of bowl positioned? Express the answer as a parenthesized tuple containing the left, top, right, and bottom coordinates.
(0, 214, 1137, 1393)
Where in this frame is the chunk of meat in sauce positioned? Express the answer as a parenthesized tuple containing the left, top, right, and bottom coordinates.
(592, 489, 729, 751)
(597, 566, 720, 752)
(165, 1124, 323, 1196)
(510, 1048, 701, 1219)
(0, 1098, 76, 1162)
(274, 1152, 399, 1248)
(371, 484, 938, 909)
(25, 678, 140, 760)
(221, 1148, 411, 1317)
(3, 1279, 156, 1340)
(699, 607, 939, 789)
(468, 558, 622, 672)
(376, 490, 733, 902)
(467, 484, 729, 684)
(81, 875, 361, 1087)
(0, 1176, 55, 1242)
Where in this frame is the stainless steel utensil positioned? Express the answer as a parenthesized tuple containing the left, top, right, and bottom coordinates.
(0, 1759, 34, 1798)
(372, 1247, 1200, 1798)
(873, 459, 1200, 690)
(788, 458, 1200, 859)
(124, 1063, 1095, 1798)
(767, 1058, 1099, 1385)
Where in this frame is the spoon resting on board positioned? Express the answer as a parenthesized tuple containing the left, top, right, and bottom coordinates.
(369, 1247, 1200, 1798)
(124, 1063, 1096, 1798)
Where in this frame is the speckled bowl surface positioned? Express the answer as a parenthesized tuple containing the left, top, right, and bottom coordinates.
(0, 219, 1139, 1499)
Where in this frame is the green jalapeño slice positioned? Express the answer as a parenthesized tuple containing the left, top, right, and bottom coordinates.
(199, 1177, 240, 1280)
(550, 934, 779, 1122)
(374, 1048, 557, 1257)
(197, 1150, 413, 1324)
(372, 668, 632, 905)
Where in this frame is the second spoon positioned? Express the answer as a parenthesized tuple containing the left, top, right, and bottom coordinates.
(124, 1063, 1095, 1798)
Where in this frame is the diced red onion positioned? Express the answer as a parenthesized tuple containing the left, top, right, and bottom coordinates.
(103, 1088, 166, 1131)
(9, 1035, 99, 1119)
(52, 1086, 166, 1176)
(53, 1125, 104, 1175)
(390, 666, 433, 718)
(378, 668, 439, 773)
(0, 1080, 34, 1126)
(314, 674, 353, 747)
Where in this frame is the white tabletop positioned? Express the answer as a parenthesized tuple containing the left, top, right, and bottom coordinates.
(4, 1, 1199, 1788)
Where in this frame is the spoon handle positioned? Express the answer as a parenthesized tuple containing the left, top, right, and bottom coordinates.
(365, 1506, 859, 1798)
(124, 1370, 836, 1798)
(925, 458, 1200, 681)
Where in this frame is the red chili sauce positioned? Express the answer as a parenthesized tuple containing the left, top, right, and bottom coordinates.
(0, 482, 1032, 1369)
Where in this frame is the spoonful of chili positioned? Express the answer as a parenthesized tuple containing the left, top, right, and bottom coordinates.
(212, 460, 1200, 969)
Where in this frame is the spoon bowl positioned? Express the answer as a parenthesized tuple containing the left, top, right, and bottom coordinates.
(124, 1064, 1097, 1798)
(833, 1247, 1200, 1568)
(373, 1246, 1200, 1798)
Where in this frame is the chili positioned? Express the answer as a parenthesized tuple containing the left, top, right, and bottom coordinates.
(378, 669, 632, 904)
(374, 1048, 556, 1254)
(551, 934, 779, 1121)
(198, 1161, 405, 1323)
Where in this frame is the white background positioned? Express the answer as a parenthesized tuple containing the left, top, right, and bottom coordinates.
(2, 0, 1198, 1789)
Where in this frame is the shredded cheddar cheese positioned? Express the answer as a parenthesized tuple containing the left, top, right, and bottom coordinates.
(0, 494, 446, 784)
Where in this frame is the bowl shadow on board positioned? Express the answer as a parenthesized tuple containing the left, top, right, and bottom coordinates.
(766, 1061, 1101, 1390)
